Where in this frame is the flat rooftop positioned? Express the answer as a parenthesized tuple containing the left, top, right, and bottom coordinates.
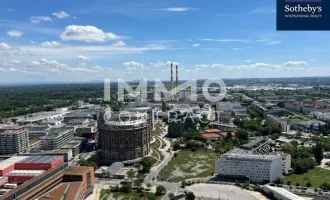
(63, 166, 91, 175)
(38, 182, 83, 200)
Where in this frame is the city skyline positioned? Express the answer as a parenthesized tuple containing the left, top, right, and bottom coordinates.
(0, 0, 330, 84)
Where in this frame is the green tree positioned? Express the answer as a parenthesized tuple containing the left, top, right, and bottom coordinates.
(185, 191, 195, 200)
(236, 129, 248, 143)
(314, 142, 324, 165)
(120, 182, 132, 193)
(140, 157, 153, 172)
(155, 185, 166, 196)
(127, 170, 136, 179)
(134, 180, 143, 187)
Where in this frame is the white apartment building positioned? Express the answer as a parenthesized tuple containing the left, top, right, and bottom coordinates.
(215, 149, 282, 183)
(270, 152, 291, 174)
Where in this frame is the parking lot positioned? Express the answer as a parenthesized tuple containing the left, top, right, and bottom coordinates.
(185, 183, 258, 200)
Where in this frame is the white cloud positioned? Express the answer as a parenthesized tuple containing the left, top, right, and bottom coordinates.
(244, 60, 251, 62)
(7, 30, 23, 38)
(123, 61, 144, 69)
(60, 25, 120, 42)
(9, 60, 21, 64)
(159, 7, 196, 12)
(192, 43, 200, 47)
(76, 55, 90, 61)
(199, 38, 246, 42)
(30, 16, 52, 24)
(2, 60, 21, 67)
(150, 61, 179, 68)
(0, 42, 11, 50)
(284, 61, 309, 67)
(25, 59, 107, 74)
(195, 63, 224, 68)
(112, 41, 126, 47)
(256, 39, 282, 45)
(11, 43, 168, 59)
(52, 11, 70, 19)
(41, 41, 61, 48)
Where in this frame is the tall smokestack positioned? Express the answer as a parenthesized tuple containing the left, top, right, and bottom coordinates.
(170, 63, 173, 90)
(176, 65, 178, 89)
(176, 65, 179, 100)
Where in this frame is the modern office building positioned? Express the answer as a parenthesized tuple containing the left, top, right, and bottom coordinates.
(98, 109, 152, 162)
(215, 148, 282, 183)
(0, 129, 29, 154)
(40, 124, 74, 151)
(60, 142, 80, 157)
(24, 125, 50, 142)
(270, 152, 292, 174)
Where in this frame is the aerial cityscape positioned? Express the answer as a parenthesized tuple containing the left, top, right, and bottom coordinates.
(1, 0, 330, 200)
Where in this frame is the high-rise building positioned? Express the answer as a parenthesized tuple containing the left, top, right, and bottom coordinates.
(0, 128, 29, 154)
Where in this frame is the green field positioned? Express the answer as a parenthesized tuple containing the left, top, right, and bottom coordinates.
(283, 168, 330, 188)
(111, 192, 158, 200)
(151, 138, 161, 149)
(158, 150, 219, 182)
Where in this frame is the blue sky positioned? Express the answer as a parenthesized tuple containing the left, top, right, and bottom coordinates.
(0, 0, 329, 83)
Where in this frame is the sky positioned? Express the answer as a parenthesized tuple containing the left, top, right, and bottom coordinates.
(0, 0, 329, 84)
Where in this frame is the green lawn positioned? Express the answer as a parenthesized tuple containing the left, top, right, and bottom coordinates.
(283, 167, 330, 188)
(144, 156, 158, 166)
(111, 192, 158, 200)
(151, 138, 161, 149)
(158, 150, 219, 182)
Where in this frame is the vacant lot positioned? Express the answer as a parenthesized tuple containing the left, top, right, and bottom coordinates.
(186, 184, 258, 200)
(158, 150, 219, 182)
(283, 167, 330, 188)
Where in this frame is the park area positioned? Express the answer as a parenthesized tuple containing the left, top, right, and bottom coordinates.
(283, 167, 330, 188)
(158, 150, 219, 182)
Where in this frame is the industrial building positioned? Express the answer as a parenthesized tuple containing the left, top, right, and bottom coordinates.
(63, 109, 99, 123)
(0, 128, 29, 154)
(217, 102, 247, 119)
(19, 149, 73, 162)
(98, 107, 152, 162)
(10, 110, 69, 125)
(40, 124, 74, 150)
(215, 148, 282, 183)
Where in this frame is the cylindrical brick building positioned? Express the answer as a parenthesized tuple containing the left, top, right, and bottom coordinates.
(98, 107, 152, 162)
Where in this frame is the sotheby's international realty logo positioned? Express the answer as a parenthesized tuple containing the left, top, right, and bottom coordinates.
(277, 0, 330, 30)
